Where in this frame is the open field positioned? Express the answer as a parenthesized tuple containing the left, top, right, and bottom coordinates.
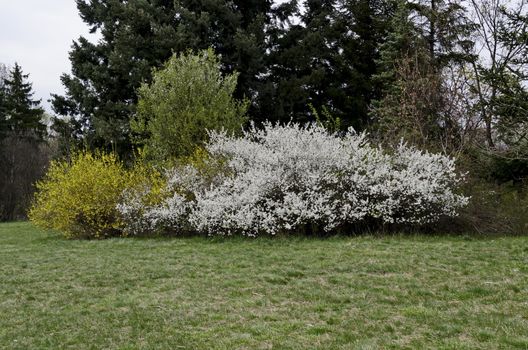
(0, 222, 527, 349)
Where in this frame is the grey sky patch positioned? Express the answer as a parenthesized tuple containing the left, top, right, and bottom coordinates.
(0, 0, 95, 112)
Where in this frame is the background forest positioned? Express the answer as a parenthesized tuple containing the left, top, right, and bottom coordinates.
(1, 0, 527, 234)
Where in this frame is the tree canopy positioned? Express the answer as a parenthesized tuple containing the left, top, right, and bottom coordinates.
(47, 0, 528, 182)
(133, 49, 248, 161)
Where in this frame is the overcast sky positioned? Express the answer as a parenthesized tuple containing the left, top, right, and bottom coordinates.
(0, 0, 96, 112)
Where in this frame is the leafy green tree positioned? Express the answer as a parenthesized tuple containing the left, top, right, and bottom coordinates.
(132, 49, 248, 161)
(52, 0, 271, 158)
(2, 63, 46, 140)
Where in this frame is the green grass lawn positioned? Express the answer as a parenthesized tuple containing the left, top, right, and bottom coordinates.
(1, 222, 527, 349)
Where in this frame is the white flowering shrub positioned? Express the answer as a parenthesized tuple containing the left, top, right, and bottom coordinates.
(118, 123, 468, 236)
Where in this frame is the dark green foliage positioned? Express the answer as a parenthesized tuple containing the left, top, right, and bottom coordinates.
(52, 0, 182, 156)
(133, 49, 248, 161)
(47, 0, 525, 191)
(338, 0, 395, 128)
(0, 63, 50, 221)
(260, 0, 393, 131)
(410, 0, 476, 67)
(1, 63, 46, 140)
(373, 0, 426, 88)
(489, 156, 528, 187)
(173, 0, 272, 102)
(55, 0, 395, 151)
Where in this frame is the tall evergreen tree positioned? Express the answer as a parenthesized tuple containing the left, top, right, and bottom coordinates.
(371, 0, 439, 147)
(371, 0, 476, 150)
(409, 0, 476, 68)
(2, 63, 45, 140)
(0, 63, 48, 221)
(373, 0, 425, 87)
(52, 0, 271, 157)
(260, 0, 393, 130)
(0, 64, 7, 140)
(338, 0, 395, 128)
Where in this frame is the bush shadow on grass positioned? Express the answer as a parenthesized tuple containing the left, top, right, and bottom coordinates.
(123, 216, 526, 243)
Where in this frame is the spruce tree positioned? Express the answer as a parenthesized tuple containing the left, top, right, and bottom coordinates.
(0, 63, 9, 140)
(338, 0, 395, 128)
(371, 0, 437, 147)
(261, 0, 336, 124)
(371, 0, 476, 150)
(2, 63, 45, 140)
(410, 0, 476, 68)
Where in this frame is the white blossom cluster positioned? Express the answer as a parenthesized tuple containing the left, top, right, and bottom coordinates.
(118, 122, 469, 236)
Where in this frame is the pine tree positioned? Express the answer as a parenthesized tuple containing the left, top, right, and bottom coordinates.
(0, 63, 9, 140)
(2, 63, 45, 140)
(410, 0, 476, 68)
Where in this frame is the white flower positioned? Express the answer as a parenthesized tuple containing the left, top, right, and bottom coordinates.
(118, 122, 469, 236)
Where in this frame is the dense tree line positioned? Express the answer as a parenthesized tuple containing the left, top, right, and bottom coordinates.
(52, 0, 398, 152)
(50, 1, 527, 163)
(0, 63, 50, 221)
(2, 0, 528, 227)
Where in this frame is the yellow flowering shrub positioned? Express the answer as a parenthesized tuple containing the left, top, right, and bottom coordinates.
(179, 146, 231, 185)
(117, 161, 170, 236)
(128, 162, 168, 207)
(29, 152, 132, 239)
